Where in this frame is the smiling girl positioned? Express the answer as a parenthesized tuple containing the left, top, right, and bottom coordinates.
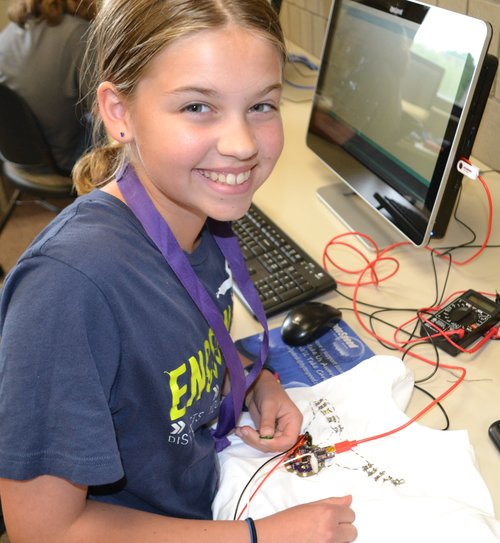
(0, 1, 357, 542)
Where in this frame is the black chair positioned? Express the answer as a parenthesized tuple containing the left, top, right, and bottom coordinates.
(0, 82, 76, 278)
(0, 82, 75, 234)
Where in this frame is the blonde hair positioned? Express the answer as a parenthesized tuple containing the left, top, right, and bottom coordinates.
(8, 0, 97, 26)
(72, 0, 286, 195)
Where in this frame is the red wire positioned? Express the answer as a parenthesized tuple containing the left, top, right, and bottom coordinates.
(329, 259, 471, 452)
(322, 170, 494, 351)
(236, 167, 494, 512)
(339, 362, 466, 451)
(319, 167, 496, 450)
(428, 173, 493, 266)
(235, 435, 308, 520)
(322, 170, 493, 286)
(336, 360, 466, 452)
(323, 235, 404, 287)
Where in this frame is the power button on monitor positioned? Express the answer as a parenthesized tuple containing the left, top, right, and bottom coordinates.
(488, 420, 500, 453)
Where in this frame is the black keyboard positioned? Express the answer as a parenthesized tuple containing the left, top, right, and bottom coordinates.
(233, 204, 337, 317)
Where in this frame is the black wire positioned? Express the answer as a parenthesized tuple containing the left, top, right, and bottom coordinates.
(431, 185, 477, 256)
(334, 181, 467, 346)
(402, 320, 441, 383)
(230, 184, 490, 520)
(234, 300, 449, 517)
(232, 451, 284, 520)
(232, 438, 303, 520)
(335, 289, 420, 313)
(439, 242, 500, 249)
(332, 232, 452, 425)
(428, 246, 453, 307)
(335, 303, 425, 352)
(413, 384, 450, 430)
(327, 189, 497, 438)
(432, 177, 500, 252)
(400, 313, 449, 430)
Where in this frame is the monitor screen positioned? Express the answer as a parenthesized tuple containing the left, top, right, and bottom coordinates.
(307, 0, 497, 247)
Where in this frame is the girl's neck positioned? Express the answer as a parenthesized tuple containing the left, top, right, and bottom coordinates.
(101, 181, 203, 253)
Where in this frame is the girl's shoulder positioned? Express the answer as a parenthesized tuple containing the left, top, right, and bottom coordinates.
(21, 191, 144, 266)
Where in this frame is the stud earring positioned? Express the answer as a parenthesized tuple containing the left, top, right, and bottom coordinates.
(120, 131, 125, 138)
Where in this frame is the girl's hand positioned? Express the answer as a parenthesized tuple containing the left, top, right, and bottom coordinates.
(259, 495, 358, 543)
(235, 369, 303, 453)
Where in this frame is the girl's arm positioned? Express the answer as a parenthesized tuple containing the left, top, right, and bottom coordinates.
(0, 475, 356, 543)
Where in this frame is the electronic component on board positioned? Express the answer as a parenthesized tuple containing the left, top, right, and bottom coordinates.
(285, 433, 336, 477)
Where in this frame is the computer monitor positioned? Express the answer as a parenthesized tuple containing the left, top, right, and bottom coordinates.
(306, 0, 497, 247)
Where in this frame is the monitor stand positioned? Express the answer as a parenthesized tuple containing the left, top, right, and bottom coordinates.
(317, 183, 403, 251)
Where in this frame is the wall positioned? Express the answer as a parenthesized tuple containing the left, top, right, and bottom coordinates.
(280, 0, 500, 171)
(0, 0, 8, 29)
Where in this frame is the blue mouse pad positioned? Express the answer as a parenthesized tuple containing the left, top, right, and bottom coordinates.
(236, 321, 374, 388)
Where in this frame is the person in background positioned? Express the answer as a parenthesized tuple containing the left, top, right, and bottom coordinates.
(0, 1, 357, 542)
(0, 0, 96, 173)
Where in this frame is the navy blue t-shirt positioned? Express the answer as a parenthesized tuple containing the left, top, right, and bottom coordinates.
(0, 191, 233, 519)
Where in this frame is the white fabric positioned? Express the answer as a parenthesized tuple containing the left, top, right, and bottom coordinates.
(213, 356, 500, 542)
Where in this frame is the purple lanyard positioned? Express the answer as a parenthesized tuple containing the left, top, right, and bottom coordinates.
(117, 165, 269, 451)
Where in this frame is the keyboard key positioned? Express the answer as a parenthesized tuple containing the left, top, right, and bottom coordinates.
(233, 204, 337, 317)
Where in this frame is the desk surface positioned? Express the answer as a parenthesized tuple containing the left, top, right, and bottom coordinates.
(232, 91, 500, 517)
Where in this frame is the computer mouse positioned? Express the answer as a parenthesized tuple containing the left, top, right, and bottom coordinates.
(280, 301, 342, 346)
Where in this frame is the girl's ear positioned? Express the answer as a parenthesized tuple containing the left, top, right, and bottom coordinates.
(97, 81, 133, 143)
